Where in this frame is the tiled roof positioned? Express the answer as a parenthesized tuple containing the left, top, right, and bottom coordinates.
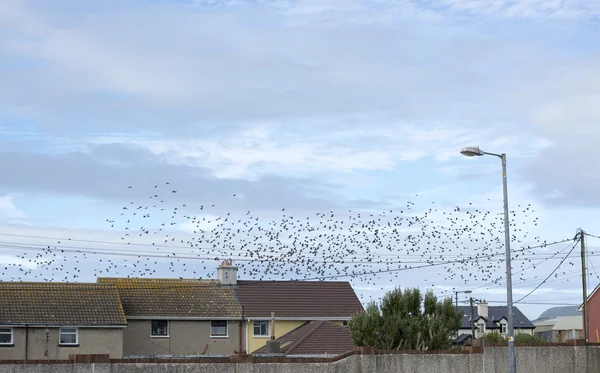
(457, 306, 535, 329)
(0, 282, 126, 326)
(254, 321, 354, 355)
(234, 281, 363, 318)
(98, 278, 241, 318)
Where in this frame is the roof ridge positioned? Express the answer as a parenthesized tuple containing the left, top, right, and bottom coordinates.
(285, 320, 326, 354)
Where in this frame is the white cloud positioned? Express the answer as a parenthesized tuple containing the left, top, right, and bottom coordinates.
(0, 195, 27, 221)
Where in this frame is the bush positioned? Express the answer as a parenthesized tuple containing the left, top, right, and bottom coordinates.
(479, 332, 506, 345)
(514, 333, 547, 345)
(478, 333, 548, 345)
(348, 287, 462, 350)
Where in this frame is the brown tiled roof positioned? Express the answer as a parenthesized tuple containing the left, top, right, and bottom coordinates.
(254, 321, 354, 355)
(98, 278, 241, 318)
(0, 282, 126, 326)
(234, 281, 363, 318)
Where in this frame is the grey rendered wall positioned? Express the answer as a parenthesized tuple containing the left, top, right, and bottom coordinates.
(0, 328, 123, 360)
(1, 346, 600, 373)
(123, 320, 240, 357)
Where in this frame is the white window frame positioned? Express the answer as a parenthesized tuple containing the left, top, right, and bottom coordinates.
(501, 322, 507, 334)
(0, 328, 13, 345)
(59, 327, 79, 346)
(151, 320, 169, 338)
(210, 320, 229, 338)
(253, 320, 270, 337)
(477, 322, 485, 336)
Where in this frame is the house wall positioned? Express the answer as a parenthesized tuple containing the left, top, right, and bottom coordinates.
(123, 320, 240, 357)
(0, 327, 123, 360)
(248, 320, 304, 353)
(587, 291, 600, 342)
(247, 320, 348, 353)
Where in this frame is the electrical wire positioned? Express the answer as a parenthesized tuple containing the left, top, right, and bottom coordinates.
(514, 238, 580, 304)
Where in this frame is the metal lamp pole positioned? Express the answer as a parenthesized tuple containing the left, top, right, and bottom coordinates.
(461, 147, 516, 373)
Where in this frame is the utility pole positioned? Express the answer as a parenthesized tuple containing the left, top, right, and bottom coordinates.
(470, 297, 476, 341)
(580, 230, 589, 342)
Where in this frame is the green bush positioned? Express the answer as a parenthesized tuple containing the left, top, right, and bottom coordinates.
(479, 332, 506, 345)
(514, 333, 547, 345)
(348, 287, 462, 350)
(478, 333, 548, 345)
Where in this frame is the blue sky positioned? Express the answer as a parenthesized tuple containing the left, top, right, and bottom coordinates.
(1, 0, 600, 318)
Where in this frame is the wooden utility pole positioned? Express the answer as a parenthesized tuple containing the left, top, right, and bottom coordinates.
(580, 230, 589, 342)
(470, 297, 476, 341)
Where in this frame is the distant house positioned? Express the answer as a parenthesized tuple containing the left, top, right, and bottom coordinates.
(455, 301, 535, 341)
(535, 316, 582, 342)
(97, 277, 242, 357)
(0, 282, 127, 360)
(220, 262, 364, 354)
(253, 321, 354, 356)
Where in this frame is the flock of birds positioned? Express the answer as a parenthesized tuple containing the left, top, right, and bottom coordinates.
(0, 181, 583, 302)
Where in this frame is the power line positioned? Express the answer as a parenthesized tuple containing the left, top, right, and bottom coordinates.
(514, 238, 580, 304)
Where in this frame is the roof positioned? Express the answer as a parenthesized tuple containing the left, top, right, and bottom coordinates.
(457, 305, 535, 329)
(534, 306, 581, 323)
(552, 316, 583, 331)
(234, 280, 363, 318)
(97, 278, 241, 318)
(253, 321, 354, 355)
(0, 282, 126, 326)
(452, 333, 472, 345)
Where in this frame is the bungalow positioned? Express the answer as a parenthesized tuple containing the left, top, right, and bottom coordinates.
(218, 262, 364, 353)
(97, 277, 242, 357)
(0, 282, 127, 360)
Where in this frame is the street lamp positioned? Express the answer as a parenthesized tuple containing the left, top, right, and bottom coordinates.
(460, 146, 516, 373)
(454, 290, 472, 340)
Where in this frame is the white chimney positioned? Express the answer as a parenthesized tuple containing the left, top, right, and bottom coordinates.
(217, 260, 238, 285)
(477, 301, 488, 318)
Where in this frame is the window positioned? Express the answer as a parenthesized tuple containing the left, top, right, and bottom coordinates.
(501, 323, 507, 334)
(477, 323, 485, 335)
(342, 321, 348, 326)
(151, 320, 169, 337)
(253, 320, 269, 337)
(0, 328, 13, 345)
(59, 328, 78, 345)
(211, 320, 228, 337)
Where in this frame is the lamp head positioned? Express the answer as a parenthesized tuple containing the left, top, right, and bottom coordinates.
(460, 147, 484, 157)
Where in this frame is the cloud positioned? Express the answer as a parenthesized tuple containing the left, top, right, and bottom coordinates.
(0, 195, 27, 222)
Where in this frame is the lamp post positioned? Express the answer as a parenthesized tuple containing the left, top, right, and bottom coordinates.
(454, 290, 472, 341)
(460, 146, 516, 373)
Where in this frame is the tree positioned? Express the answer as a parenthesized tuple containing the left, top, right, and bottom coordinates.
(348, 287, 462, 350)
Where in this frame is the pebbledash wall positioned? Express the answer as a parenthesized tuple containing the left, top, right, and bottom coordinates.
(1, 345, 600, 373)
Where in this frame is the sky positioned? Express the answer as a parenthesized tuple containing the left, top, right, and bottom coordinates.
(1, 0, 600, 319)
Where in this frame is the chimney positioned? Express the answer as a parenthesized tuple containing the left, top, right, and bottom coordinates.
(217, 260, 238, 285)
(477, 300, 488, 318)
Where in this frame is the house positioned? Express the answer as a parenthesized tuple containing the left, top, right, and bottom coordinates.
(97, 277, 242, 357)
(0, 282, 127, 360)
(456, 301, 535, 340)
(535, 316, 582, 342)
(580, 283, 600, 342)
(222, 262, 364, 354)
(253, 321, 354, 356)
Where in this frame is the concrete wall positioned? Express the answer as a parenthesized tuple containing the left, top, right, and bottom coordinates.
(0, 327, 123, 360)
(123, 320, 240, 357)
(2, 346, 600, 373)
